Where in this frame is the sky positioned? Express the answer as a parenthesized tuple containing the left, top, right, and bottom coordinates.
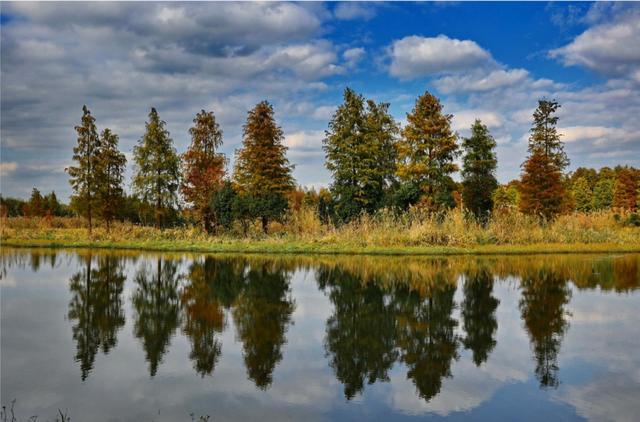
(1, 1, 639, 201)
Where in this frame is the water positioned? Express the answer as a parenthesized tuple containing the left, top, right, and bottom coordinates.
(1, 249, 639, 421)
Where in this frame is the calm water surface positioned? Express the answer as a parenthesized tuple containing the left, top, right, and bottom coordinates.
(1, 249, 639, 421)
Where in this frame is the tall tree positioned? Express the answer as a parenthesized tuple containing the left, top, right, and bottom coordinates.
(133, 108, 181, 228)
(528, 99, 569, 171)
(592, 178, 614, 210)
(323, 88, 398, 222)
(96, 128, 126, 230)
(67, 105, 101, 234)
(613, 168, 638, 211)
(397, 91, 459, 211)
(181, 110, 226, 233)
(233, 101, 294, 232)
(571, 177, 592, 213)
(461, 120, 498, 219)
(519, 100, 567, 220)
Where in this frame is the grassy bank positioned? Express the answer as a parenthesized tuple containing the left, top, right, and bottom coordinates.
(2, 209, 639, 255)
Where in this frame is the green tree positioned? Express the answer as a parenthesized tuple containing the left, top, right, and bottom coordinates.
(96, 128, 127, 230)
(133, 108, 181, 228)
(210, 180, 237, 231)
(592, 178, 614, 210)
(181, 110, 226, 233)
(571, 177, 592, 212)
(323, 88, 398, 222)
(461, 120, 498, 220)
(528, 99, 569, 171)
(233, 101, 294, 232)
(492, 183, 520, 211)
(67, 105, 101, 234)
(397, 91, 459, 211)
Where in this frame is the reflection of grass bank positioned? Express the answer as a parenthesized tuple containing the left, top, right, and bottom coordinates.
(2, 210, 639, 256)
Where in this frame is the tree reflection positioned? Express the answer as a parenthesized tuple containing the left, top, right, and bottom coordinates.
(232, 262, 294, 389)
(519, 268, 571, 389)
(132, 258, 182, 377)
(394, 281, 459, 402)
(181, 257, 244, 377)
(68, 254, 126, 380)
(461, 268, 499, 366)
(318, 267, 398, 399)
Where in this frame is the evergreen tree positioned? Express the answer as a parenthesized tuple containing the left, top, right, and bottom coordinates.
(571, 177, 592, 212)
(323, 88, 398, 222)
(133, 108, 181, 228)
(528, 99, 569, 171)
(613, 168, 638, 210)
(43, 191, 62, 216)
(397, 91, 459, 211)
(461, 120, 498, 220)
(96, 128, 126, 230)
(181, 110, 226, 233)
(519, 149, 565, 220)
(592, 178, 614, 210)
(25, 188, 44, 217)
(233, 101, 294, 232)
(67, 105, 101, 234)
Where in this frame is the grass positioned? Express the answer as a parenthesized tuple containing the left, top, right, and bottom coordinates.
(2, 208, 639, 256)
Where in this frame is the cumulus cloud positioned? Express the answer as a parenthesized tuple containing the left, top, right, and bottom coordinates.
(451, 110, 504, 131)
(343, 47, 365, 68)
(389, 35, 492, 79)
(334, 3, 377, 21)
(434, 69, 530, 94)
(550, 6, 640, 76)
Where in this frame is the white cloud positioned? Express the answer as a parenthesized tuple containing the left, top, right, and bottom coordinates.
(452, 110, 504, 131)
(550, 7, 640, 76)
(343, 47, 365, 68)
(0, 162, 18, 176)
(389, 35, 492, 79)
(435, 69, 530, 94)
(285, 130, 325, 150)
(334, 3, 376, 21)
(559, 126, 634, 144)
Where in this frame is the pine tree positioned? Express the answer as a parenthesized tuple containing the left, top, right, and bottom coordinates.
(67, 105, 101, 234)
(96, 128, 126, 230)
(397, 91, 459, 211)
(571, 177, 592, 212)
(613, 168, 638, 211)
(233, 101, 294, 232)
(461, 120, 498, 220)
(323, 88, 398, 222)
(133, 108, 181, 228)
(26, 187, 44, 217)
(181, 110, 226, 233)
(592, 178, 614, 210)
(528, 99, 569, 171)
(519, 149, 565, 220)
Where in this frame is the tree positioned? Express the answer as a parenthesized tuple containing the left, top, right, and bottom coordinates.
(25, 188, 44, 217)
(492, 183, 520, 211)
(181, 110, 226, 233)
(210, 180, 237, 231)
(528, 99, 569, 171)
(461, 120, 498, 220)
(519, 149, 565, 220)
(613, 168, 638, 211)
(323, 88, 398, 222)
(96, 128, 126, 230)
(397, 91, 459, 211)
(571, 177, 592, 212)
(43, 191, 62, 216)
(233, 101, 294, 232)
(461, 268, 499, 366)
(133, 108, 181, 228)
(67, 105, 101, 234)
(519, 100, 567, 220)
(592, 178, 614, 210)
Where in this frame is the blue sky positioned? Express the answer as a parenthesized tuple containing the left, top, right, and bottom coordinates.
(1, 1, 639, 200)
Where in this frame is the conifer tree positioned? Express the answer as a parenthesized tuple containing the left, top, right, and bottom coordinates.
(397, 91, 459, 210)
(461, 120, 498, 219)
(233, 101, 294, 232)
(67, 105, 101, 234)
(181, 110, 226, 233)
(133, 108, 181, 228)
(592, 178, 614, 210)
(613, 168, 638, 210)
(96, 129, 126, 230)
(571, 177, 592, 213)
(519, 100, 567, 220)
(26, 188, 44, 217)
(323, 88, 398, 222)
(528, 99, 569, 171)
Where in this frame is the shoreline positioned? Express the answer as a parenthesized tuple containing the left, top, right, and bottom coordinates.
(2, 238, 639, 256)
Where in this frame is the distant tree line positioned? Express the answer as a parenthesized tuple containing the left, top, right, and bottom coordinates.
(2, 89, 639, 231)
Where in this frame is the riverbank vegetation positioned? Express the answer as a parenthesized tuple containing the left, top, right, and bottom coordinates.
(1, 89, 639, 253)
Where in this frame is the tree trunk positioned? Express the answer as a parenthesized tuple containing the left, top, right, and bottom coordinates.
(261, 216, 268, 234)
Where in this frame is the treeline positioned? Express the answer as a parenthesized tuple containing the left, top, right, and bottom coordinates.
(3, 89, 639, 233)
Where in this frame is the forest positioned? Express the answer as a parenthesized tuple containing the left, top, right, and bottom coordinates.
(2, 89, 639, 252)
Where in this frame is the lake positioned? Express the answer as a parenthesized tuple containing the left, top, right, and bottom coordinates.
(1, 249, 639, 421)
